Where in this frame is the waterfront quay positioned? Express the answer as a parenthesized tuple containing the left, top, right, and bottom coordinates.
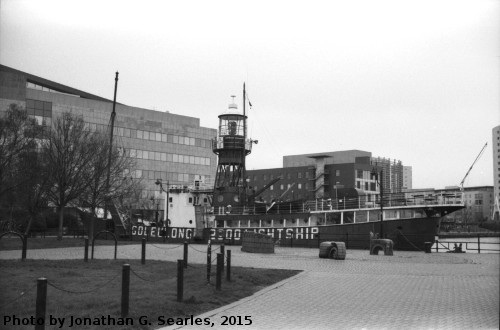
(1, 245, 498, 329)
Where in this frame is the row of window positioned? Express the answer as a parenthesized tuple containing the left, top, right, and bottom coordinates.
(27, 82, 76, 97)
(261, 183, 309, 191)
(84, 121, 212, 149)
(119, 147, 211, 166)
(250, 172, 312, 182)
(128, 169, 211, 184)
(26, 99, 213, 150)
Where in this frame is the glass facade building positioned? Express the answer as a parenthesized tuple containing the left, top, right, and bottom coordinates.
(0, 64, 217, 207)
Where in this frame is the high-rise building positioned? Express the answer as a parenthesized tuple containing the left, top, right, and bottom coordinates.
(370, 157, 404, 194)
(493, 125, 500, 220)
(0, 64, 217, 209)
(402, 166, 412, 190)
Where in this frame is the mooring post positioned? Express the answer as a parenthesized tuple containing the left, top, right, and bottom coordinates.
(207, 240, 212, 284)
(141, 238, 146, 265)
(226, 250, 231, 282)
(35, 277, 47, 330)
(177, 259, 184, 302)
(220, 244, 225, 272)
(121, 264, 130, 318)
(216, 253, 223, 290)
(21, 236, 27, 261)
(183, 241, 188, 269)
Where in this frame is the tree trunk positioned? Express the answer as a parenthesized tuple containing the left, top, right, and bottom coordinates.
(88, 210, 95, 242)
(58, 206, 64, 240)
(24, 214, 35, 237)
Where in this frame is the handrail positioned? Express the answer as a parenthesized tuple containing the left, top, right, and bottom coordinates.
(213, 192, 464, 215)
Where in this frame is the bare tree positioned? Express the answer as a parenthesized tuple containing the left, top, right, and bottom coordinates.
(78, 131, 143, 240)
(0, 104, 37, 199)
(43, 112, 101, 240)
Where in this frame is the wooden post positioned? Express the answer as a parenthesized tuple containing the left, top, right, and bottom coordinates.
(141, 238, 146, 265)
(183, 241, 188, 269)
(35, 278, 47, 330)
(226, 250, 231, 282)
(216, 253, 223, 290)
(207, 240, 212, 284)
(121, 264, 130, 318)
(21, 236, 27, 261)
(177, 259, 184, 302)
(220, 244, 225, 272)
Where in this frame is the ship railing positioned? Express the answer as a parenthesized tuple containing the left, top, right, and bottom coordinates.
(214, 203, 309, 216)
(307, 192, 464, 212)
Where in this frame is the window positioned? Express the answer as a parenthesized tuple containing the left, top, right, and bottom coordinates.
(161, 153, 166, 161)
(270, 185, 274, 190)
(280, 184, 284, 190)
(161, 133, 167, 142)
(173, 135, 179, 144)
(336, 170, 340, 176)
(137, 130, 143, 139)
(298, 183, 302, 189)
(298, 172, 302, 179)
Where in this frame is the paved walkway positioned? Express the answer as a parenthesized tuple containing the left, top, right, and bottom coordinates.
(1, 244, 499, 329)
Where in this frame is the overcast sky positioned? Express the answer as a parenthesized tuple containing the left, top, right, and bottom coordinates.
(1, 0, 498, 189)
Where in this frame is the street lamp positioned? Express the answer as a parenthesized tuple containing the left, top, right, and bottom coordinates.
(155, 179, 169, 241)
(371, 167, 384, 238)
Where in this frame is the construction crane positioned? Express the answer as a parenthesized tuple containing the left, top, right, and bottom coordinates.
(460, 142, 488, 191)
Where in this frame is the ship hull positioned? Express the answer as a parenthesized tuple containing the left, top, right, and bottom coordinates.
(209, 214, 441, 251)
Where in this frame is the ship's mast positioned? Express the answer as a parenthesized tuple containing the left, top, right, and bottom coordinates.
(242, 83, 247, 205)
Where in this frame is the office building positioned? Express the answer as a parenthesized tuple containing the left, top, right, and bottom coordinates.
(493, 125, 500, 220)
(247, 150, 406, 203)
(0, 64, 217, 208)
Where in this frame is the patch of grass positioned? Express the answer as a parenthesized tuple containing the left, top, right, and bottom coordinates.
(0, 259, 300, 330)
(0, 237, 140, 251)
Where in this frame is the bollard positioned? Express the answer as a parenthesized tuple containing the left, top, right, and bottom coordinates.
(35, 277, 47, 330)
(141, 238, 146, 265)
(435, 239, 439, 252)
(121, 264, 130, 318)
(216, 253, 223, 291)
(84, 238, 89, 262)
(22, 236, 27, 261)
(183, 241, 188, 269)
(424, 242, 432, 253)
(220, 244, 225, 272)
(177, 259, 184, 302)
(226, 250, 231, 282)
(207, 240, 212, 284)
(478, 235, 481, 254)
